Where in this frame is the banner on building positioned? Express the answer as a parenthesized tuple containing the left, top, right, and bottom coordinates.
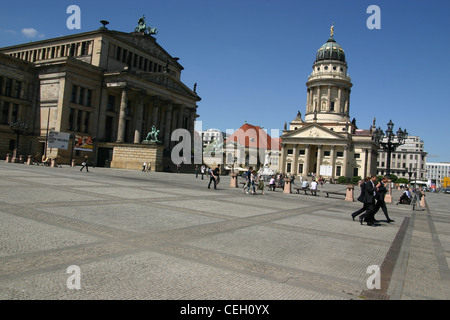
(74, 135, 94, 152)
(48, 131, 70, 150)
(319, 165, 333, 176)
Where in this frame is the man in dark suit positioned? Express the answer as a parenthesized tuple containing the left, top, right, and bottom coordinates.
(359, 175, 378, 226)
(351, 177, 369, 220)
(373, 176, 395, 223)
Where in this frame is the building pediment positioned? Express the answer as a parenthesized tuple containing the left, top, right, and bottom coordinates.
(110, 31, 182, 69)
(282, 123, 347, 140)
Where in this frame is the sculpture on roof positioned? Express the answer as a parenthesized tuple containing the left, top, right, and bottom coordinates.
(135, 15, 158, 35)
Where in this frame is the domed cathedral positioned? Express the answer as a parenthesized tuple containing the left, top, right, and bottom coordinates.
(280, 26, 379, 181)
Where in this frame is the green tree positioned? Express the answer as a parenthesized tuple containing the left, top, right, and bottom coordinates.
(337, 176, 348, 184)
(396, 178, 409, 184)
(350, 176, 362, 185)
(388, 174, 398, 183)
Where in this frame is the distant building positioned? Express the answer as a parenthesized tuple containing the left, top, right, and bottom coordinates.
(280, 30, 378, 180)
(425, 162, 450, 186)
(376, 135, 427, 181)
(225, 122, 280, 172)
(202, 122, 280, 173)
(201, 128, 228, 151)
(0, 17, 200, 170)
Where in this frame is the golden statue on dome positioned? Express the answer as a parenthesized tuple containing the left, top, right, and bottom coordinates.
(330, 23, 335, 38)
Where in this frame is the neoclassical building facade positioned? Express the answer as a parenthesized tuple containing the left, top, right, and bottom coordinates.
(280, 30, 379, 180)
(0, 18, 200, 170)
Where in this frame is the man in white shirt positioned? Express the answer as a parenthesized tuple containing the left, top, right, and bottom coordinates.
(310, 179, 318, 196)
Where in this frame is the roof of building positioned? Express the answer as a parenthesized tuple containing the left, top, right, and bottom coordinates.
(316, 36, 346, 63)
(225, 123, 280, 150)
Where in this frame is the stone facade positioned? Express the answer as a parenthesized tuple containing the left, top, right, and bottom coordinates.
(0, 25, 200, 170)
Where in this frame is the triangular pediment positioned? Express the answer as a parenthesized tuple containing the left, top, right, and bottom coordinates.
(282, 123, 347, 140)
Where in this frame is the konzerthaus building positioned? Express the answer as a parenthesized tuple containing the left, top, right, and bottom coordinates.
(0, 17, 200, 170)
(280, 28, 379, 180)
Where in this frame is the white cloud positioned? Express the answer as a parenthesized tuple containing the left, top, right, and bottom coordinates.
(21, 28, 38, 38)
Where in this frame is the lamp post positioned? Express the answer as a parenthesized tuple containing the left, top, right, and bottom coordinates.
(374, 120, 407, 203)
(374, 120, 408, 178)
(10, 119, 29, 163)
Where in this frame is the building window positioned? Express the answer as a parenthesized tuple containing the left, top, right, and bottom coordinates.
(84, 112, 90, 133)
(5, 78, 12, 97)
(9, 139, 15, 151)
(11, 104, 18, 123)
(1, 102, 9, 124)
(324, 151, 330, 157)
(299, 149, 305, 155)
(353, 168, 359, 177)
(287, 149, 293, 155)
(354, 153, 360, 159)
(86, 89, 93, 107)
(79, 87, 85, 105)
(298, 163, 303, 174)
(330, 102, 335, 111)
(336, 166, 341, 176)
(68, 108, 74, 130)
(337, 151, 343, 157)
(286, 163, 292, 173)
(71, 85, 77, 103)
(116, 46, 122, 60)
(107, 95, 115, 111)
(14, 81, 22, 99)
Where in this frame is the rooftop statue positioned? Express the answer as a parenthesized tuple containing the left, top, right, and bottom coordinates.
(135, 15, 158, 35)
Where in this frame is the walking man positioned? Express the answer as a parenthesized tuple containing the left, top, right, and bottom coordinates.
(351, 177, 369, 221)
(373, 176, 395, 223)
(80, 156, 89, 172)
(359, 175, 377, 226)
(208, 164, 220, 190)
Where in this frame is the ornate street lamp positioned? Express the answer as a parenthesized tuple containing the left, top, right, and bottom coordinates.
(374, 119, 408, 178)
(10, 119, 29, 162)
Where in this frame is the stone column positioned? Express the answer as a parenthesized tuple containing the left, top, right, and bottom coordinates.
(304, 144, 310, 176)
(280, 144, 287, 173)
(163, 104, 173, 148)
(317, 86, 321, 112)
(134, 93, 144, 144)
(316, 145, 322, 176)
(327, 85, 331, 111)
(306, 89, 311, 113)
(367, 148, 372, 177)
(338, 87, 342, 113)
(97, 88, 108, 141)
(177, 105, 185, 129)
(343, 145, 349, 178)
(116, 87, 128, 143)
(293, 145, 298, 175)
(330, 145, 336, 178)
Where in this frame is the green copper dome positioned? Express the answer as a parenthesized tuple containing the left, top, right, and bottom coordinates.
(316, 37, 346, 62)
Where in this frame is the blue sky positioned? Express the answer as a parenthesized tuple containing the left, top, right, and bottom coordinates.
(1, 0, 449, 162)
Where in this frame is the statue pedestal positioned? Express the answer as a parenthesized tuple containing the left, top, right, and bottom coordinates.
(345, 185, 354, 202)
(284, 178, 292, 194)
(230, 173, 238, 188)
(420, 194, 426, 208)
